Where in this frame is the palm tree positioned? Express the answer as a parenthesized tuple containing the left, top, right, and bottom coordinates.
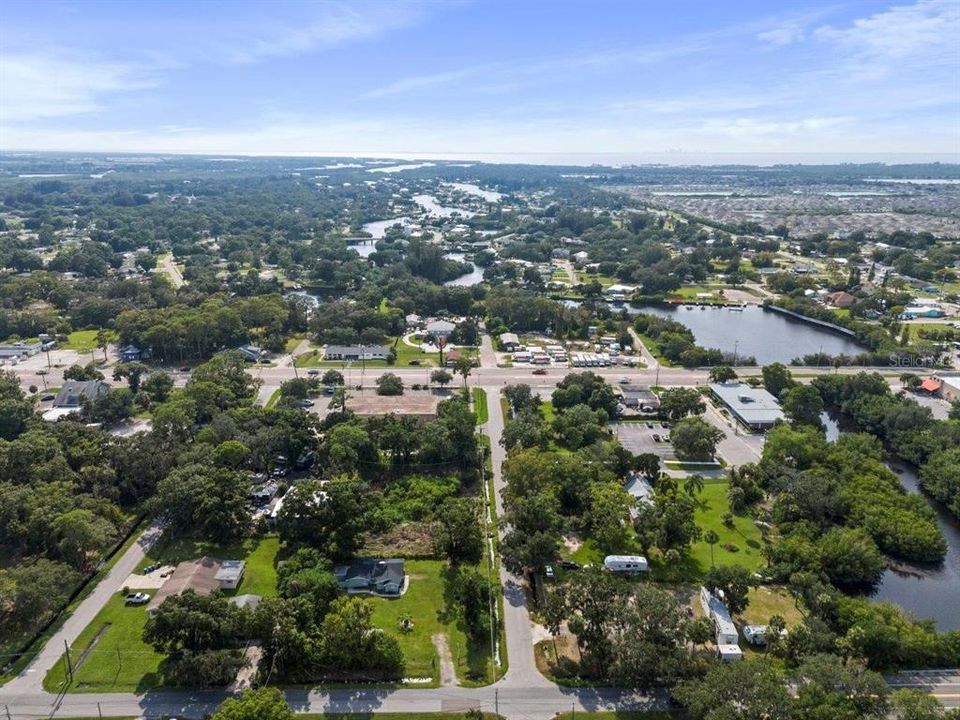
(95, 328, 110, 362)
(683, 474, 705, 498)
(704, 529, 720, 567)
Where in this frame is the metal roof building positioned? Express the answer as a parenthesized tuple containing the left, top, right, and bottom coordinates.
(710, 382, 784, 430)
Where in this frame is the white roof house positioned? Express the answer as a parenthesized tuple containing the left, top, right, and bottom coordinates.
(700, 586, 740, 647)
(426, 320, 457, 338)
(710, 382, 784, 430)
(215, 560, 245, 590)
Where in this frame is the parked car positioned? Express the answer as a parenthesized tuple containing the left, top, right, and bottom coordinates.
(652, 433, 662, 442)
(662, 421, 672, 429)
(143, 563, 159, 573)
(532, 368, 547, 375)
(40, 394, 55, 402)
(125, 592, 150, 605)
(296, 398, 315, 408)
(178, 366, 191, 372)
(307, 369, 319, 376)
(646, 422, 654, 429)
(544, 565, 556, 581)
(559, 560, 580, 570)
(619, 377, 630, 384)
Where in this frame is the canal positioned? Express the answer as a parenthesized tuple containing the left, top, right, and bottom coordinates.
(822, 413, 960, 630)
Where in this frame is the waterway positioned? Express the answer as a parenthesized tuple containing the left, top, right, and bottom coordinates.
(443, 253, 485, 287)
(445, 182, 504, 202)
(412, 194, 477, 218)
(822, 413, 960, 630)
(632, 305, 866, 364)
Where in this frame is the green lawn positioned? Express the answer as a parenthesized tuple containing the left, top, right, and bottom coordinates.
(63, 329, 115, 353)
(45, 536, 281, 694)
(541, 401, 556, 422)
(44, 591, 164, 693)
(472, 387, 488, 424)
(139, 535, 280, 597)
(688, 483, 766, 574)
(369, 560, 494, 685)
(740, 586, 804, 628)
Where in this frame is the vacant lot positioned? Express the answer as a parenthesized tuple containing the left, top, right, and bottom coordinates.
(689, 482, 766, 574)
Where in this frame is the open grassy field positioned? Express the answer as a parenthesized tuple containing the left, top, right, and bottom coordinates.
(688, 482, 766, 574)
(263, 388, 281, 410)
(368, 559, 494, 685)
(44, 591, 164, 693)
(63, 329, 116, 353)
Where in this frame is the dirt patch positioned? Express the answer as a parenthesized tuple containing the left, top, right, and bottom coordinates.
(432, 633, 456, 687)
(562, 533, 583, 554)
(364, 523, 435, 557)
(535, 634, 582, 679)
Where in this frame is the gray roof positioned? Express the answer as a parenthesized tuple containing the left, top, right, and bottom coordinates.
(54, 380, 110, 408)
(426, 320, 456, 332)
(333, 558, 404, 587)
(710, 382, 784, 426)
(324, 345, 389, 356)
(214, 559, 245, 583)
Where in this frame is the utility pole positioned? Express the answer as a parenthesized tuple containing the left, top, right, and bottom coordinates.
(98, 701, 103, 719)
(495, 688, 499, 718)
(64, 639, 73, 682)
(5, 703, 12, 720)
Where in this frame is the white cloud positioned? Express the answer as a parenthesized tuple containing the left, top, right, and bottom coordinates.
(0, 52, 157, 122)
(758, 24, 805, 46)
(221, 1, 426, 64)
(358, 65, 493, 99)
(815, 0, 959, 62)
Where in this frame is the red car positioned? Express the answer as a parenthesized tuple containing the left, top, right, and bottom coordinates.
(532, 368, 548, 375)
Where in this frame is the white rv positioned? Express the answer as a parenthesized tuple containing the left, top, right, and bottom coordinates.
(603, 555, 649, 575)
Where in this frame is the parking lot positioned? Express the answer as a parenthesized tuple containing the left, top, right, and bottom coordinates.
(613, 421, 677, 460)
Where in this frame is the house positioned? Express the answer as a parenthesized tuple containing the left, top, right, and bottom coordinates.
(824, 291, 856, 309)
(710, 382, 784, 431)
(902, 306, 945, 319)
(236, 345, 265, 362)
(147, 557, 223, 612)
(425, 320, 457, 340)
(323, 345, 389, 361)
(550, 248, 570, 259)
(43, 379, 111, 421)
(405, 313, 422, 329)
(572, 250, 589, 263)
(333, 558, 405, 595)
(919, 378, 942, 395)
(119, 344, 151, 362)
(215, 560, 245, 590)
(499, 332, 520, 352)
(0, 341, 43, 361)
(620, 385, 660, 412)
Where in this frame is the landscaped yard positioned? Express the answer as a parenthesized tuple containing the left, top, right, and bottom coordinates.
(368, 559, 494, 685)
(688, 482, 766, 574)
(740, 586, 804, 628)
(139, 535, 280, 597)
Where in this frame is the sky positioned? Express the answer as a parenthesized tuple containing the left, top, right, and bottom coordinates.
(1, 0, 959, 162)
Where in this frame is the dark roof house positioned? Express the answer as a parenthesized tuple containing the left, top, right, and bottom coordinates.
(53, 380, 110, 408)
(333, 558, 405, 595)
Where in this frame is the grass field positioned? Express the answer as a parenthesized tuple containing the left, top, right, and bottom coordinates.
(44, 591, 164, 693)
(688, 483, 766, 574)
(740, 586, 804, 627)
(263, 388, 281, 410)
(472, 387, 488, 424)
(541, 400, 556, 422)
(369, 559, 494, 685)
(63, 329, 116, 354)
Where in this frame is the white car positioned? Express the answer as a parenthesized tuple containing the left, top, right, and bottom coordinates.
(125, 592, 150, 605)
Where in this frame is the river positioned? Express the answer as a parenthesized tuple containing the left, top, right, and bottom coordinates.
(822, 413, 960, 630)
(443, 252, 485, 287)
(445, 182, 504, 202)
(633, 305, 866, 364)
(413, 194, 477, 218)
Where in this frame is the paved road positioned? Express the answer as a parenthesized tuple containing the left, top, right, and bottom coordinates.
(3, 519, 165, 696)
(159, 253, 185, 288)
(484, 387, 552, 691)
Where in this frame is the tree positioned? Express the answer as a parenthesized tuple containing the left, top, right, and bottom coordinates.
(317, 596, 404, 678)
(704, 564, 755, 616)
(434, 497, 483, 565)
(430, 369, 453, 388)
(51, 508, 116, 570)
(450, 568, 491, 640)
(818, 527, 884, 587)
(704, 529, 720, 567)
(212, 688, 293, 720)
(321, 369, 344, 386)
(95, 328, 110, 362)
(674, 661, 793, 720)
(635, 452, 661, 481)
(763, 362, 796, 398)
(141, 370, 174, 403)
(212, 440, 251, 469)
(277, 477, 379, 559)
(709, 366, 738, 383)
(376, 373, 404, 396)
(782, 384, 824, 426)
(90, 388, 134, 423)
(585, 481, 634, 553)
(892, 689, 952, 720)
(670, 417, 724, 461)
(683, 474, 705, 498)
(63, 363, 104, 381)
(658, 387, 705, 421)
(453, 356, 473, 389)
(113, 362, 149, 394)
(152, 464, 250, 541)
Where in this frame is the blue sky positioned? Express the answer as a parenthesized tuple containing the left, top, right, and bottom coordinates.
(1, 0, 958, 159)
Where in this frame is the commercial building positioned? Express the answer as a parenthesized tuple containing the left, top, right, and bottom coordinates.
(935, 373, 960, 403)
(323, 345, 389, 361)
(710, 382, 784, 430)
(620, 385, 660, 412)
(0, 341, 43, 361)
